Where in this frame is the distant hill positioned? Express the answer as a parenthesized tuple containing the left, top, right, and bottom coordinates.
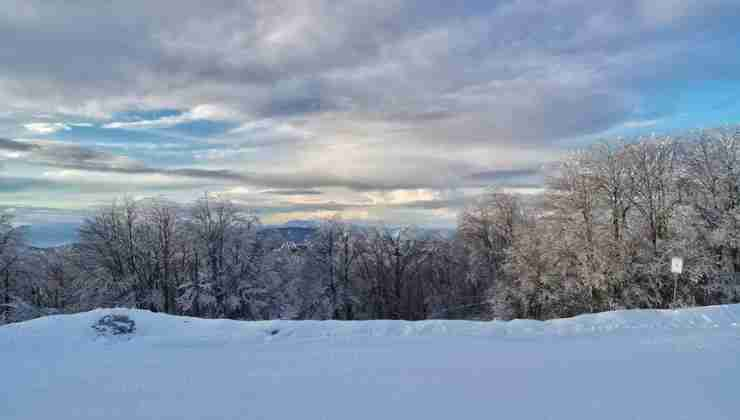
(24, 218, 452, 249)
(23, 220, 317, 249)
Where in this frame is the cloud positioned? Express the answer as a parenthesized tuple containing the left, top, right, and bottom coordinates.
(0, 176, 60, 192)
(3, 1, 740, 224)
(465, 167, 546, 187)
(103, 104, 241, 129)
(3, 1, 738, 136)
(0, 137, 38, 152)
(260, 189, 323, 196)
(23, 122, 71, 134)
(621, 119, 662, 129)
(3, 138, 474, 191)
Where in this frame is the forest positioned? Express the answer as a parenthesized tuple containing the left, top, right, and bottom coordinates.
(3, 128, 740, 324)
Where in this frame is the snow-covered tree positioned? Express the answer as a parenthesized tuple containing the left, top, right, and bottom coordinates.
(185, 194, 261, 319)
(1, 212, 26, 323)
(298, 217, 360, 319)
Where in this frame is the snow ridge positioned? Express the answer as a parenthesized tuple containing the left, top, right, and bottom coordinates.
(3, 304, 739, 344)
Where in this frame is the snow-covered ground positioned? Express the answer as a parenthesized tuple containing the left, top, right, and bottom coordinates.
(2, 306, 740, 420)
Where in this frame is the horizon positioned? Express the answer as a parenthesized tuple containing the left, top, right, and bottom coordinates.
(3, 1, 740, 244)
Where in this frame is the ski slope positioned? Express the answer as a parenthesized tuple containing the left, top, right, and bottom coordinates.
(2, 305, 739, 420)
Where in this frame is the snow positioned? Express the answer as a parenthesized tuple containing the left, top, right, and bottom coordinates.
(2, 305, 740, 420)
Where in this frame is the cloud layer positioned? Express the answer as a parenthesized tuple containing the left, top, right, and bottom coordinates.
(2, 0, 740, 227)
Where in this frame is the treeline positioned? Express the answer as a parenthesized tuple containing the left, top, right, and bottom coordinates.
(3, 128, 740, 324)
(1, 198, 478, 322)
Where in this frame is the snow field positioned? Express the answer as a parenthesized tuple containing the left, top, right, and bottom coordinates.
(2, 305, 739, 420)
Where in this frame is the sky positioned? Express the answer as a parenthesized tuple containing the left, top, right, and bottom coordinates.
(2, 0, 740, 244)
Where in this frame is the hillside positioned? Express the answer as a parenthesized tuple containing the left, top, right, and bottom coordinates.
(2, 305, 739, 419)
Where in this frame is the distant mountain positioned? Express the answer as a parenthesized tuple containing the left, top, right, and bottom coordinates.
(279, 220, 321, 229)
(22, 218, 450, 249)
(257, 220, 320, 245)
(23, 222, 80, 248)
(258, 226, 317, 244)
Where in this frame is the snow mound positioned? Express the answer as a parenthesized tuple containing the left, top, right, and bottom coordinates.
(1, 305, 739, 420)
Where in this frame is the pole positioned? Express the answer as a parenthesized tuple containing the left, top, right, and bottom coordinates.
(672, 272, 678, 308)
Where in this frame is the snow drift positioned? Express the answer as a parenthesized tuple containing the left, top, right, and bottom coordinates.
(2, 305, 739, 419)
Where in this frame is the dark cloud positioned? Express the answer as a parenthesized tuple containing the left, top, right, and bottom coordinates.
(393, 197, 467, 211)
(36, 144, 114, 165)
(10, 139, 471, 191)
(255, 201, 364, 215)
(384, 109, 456, 123)
(254, 196, 465, 214)
(0, 138, 38, 152)
(9, 140, 149, 174)
(261, 189, 324, 196)
(0, 176, 59, 192)
(465, 167, 545, 187)
(466, 168, 541, 181)
(0, 174, 213, 194)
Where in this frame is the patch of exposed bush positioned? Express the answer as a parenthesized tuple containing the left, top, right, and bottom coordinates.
(92, 314, 135, 336)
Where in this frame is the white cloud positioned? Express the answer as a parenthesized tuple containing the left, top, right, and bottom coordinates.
(187, 104, 240, 121)
(224, 186, 250, 195)
(40, 168, 205, 187)
(501, 187, 547, 195)
(264, 209, 373, 225)
(23, 122, 71, 134)
(621, 119, 662, 129)
(365, 189, 441, 205)
(0, 151, 23, 159)
(103, 104, 241, 130)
